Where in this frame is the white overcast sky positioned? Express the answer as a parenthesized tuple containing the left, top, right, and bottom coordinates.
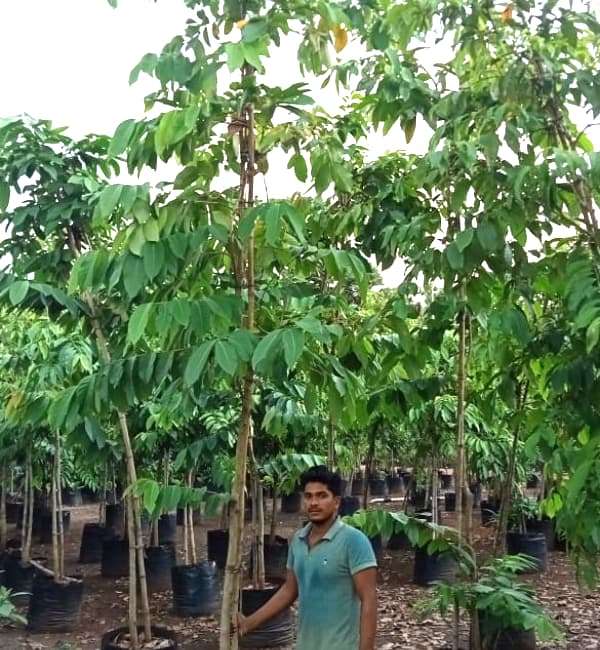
(0, 1, 597, 287)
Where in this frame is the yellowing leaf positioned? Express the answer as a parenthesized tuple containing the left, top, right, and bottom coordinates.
(333, 26, 348, 53)
(235, 18, 249, 29)
(501, 4, 513, 23)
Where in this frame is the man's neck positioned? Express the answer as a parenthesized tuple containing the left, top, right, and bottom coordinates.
(310, 513, 338, 536)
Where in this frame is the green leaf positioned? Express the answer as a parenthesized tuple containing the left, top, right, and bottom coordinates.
(238, 208, 259, 242)
(265, 204, 282, 245)
(283, 328, 304, 369)
(566, 459, 592, 504)
(9, 280, 29, 305)
(288, 153, 308, 182)
(184, 341, 215, 386)
(445, 243, 463, 270)
(143, 242, 165, 280)
(215, 340, 238, 375)
(128, 303, 152, 344)
(109, 119, 136, 157)
(242, 18, 267, 43)
(128, 226, 146, 256)
(0, 181, 9, 211)
(480, 132, 499, 166)
(123, 256, 145, 298)
(155, 106, 200, 156)
(143, 219, 160, 242)
(225, 42, 245, 72)
(252, 330, 281, 374)
(586, 317, 600, 353)
(99, 184, 122, 217)
(455, 228, 474, 253)
(450, 180, 469, 213)
(129, 53, 158, 85)
(477, 220, 500, 251)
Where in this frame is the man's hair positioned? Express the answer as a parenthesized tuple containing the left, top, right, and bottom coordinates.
(299, 465, 342, 497)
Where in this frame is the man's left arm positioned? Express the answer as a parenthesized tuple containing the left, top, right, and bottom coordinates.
(353, 567, 377, 650)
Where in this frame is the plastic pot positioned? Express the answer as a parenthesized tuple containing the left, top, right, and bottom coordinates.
(411, 489, 428, 509)
(6, 501, 23, 524)
(176, 508, 185, 526)
(79, 524, 115, 564)
(526, 517, 555, 551)
(386, 475, 403, 495)
(39, 511, 71, 544)
(101, 538, 129, 578)
(105, 503, 124, 532)
(351, 478, 365, 496)
(146, 543, 176, 592)
(100, 626, 178, 650)
(439, 473, 453, 490)
(249, 536, 288, 583)
(480, 500, 499, 527)
(478, 616, 537, 650)
(339, 495, 360, 517)
(158, 513, 177, 545)
(27, 573, 84, 632)
(4, 551, 45, 603)
(368, 534, 383, 562)
(207, 529, 229, 570)
(369, 478, 387, 497)
(172, 561, 218, 617)
(413, 548, 457, 586)
(506, 532, 547, 573)
(240, 585, 294, 648)
(387, 529, 411, 551)
(281, 492, 302, 514)
(81, 487, 100, 504)
(526, 474, 540, 489)
(61, 488, 83, 507)
(444, 492, 456, 512)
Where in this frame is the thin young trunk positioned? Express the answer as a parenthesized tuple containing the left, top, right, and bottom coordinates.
(125, 491, 139, 649)
(453, 301, 467, 650)
(219, 67, 256, 650)
(363, 423, 377, 510)
(68, 236, 151, 644)
(493, 382, 529, 555)
(0, 463, 7, 552)
(327, 415, 335, 471)
(188, 471, 197, 565)
(183, 503, 190, 566)
(24, 448, 34, 564)
(431, 447, 439, 527)
(20, 458, 29, 557)
(251, 475, 258, 587)
(269, 486, 278, 545)
(51, 452, 60, 580)
(256, 482, 265, 588)
(152, 520, 159, 547)
(100, 462, 108, 524)
(56, 431, 65, 580)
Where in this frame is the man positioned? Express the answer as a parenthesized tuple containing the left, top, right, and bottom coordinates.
(238, 465, 377, 650)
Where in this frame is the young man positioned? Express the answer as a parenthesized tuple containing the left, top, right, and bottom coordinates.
(238, 465, 378, 650)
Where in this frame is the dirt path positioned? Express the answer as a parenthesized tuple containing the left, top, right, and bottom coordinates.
(1, 502, 598, 649)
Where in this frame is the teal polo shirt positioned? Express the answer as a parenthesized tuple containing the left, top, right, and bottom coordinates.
(286, 517, 377, 650)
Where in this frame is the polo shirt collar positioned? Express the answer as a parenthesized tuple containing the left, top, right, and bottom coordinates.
(299, 516, 344, 541)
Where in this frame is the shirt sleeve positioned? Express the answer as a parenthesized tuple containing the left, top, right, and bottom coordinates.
(286, 538, 295, 571)
(348, 529, 378, 575)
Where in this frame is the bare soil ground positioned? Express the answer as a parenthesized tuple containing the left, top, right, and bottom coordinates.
(1, 501, 599, 650)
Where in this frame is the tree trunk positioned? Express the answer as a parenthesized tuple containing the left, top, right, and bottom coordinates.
(453, 301, 468, 650)
(125, 491, 139, 649)
(431, 447, 439, 527)
(56, 431, 65, 580)
(23, 448, 34, 564)
(269, 486, 278, 545)
(363, 423, 377, 510)
(255, 482, 265, 588)
(188, 471, 197, 565)
(51, 451, 60, 580)
(20, 456, 29, 559)
(68, 232, 152, 645)
(219, 63, 256, 650)
(493, 381, 529, 555)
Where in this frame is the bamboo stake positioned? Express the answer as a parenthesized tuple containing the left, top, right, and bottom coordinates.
(269, 486, 278, 545)
(24, 448, 34, 564)
(219, 65, 256, 650)
(188, 471, 197, 565)
(125, 491, 139, 649)
(20, 457, 28, 558)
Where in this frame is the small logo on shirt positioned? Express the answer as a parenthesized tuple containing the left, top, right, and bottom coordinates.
(322, 558, 328, 566)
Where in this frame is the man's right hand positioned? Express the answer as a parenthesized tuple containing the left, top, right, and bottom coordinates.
(237, 612, 250, 637)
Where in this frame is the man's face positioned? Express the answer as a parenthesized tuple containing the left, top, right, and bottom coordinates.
(303, 480, 340, 523)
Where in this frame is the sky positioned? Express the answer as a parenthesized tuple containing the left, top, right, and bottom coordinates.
(0, 1, 597, 287)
